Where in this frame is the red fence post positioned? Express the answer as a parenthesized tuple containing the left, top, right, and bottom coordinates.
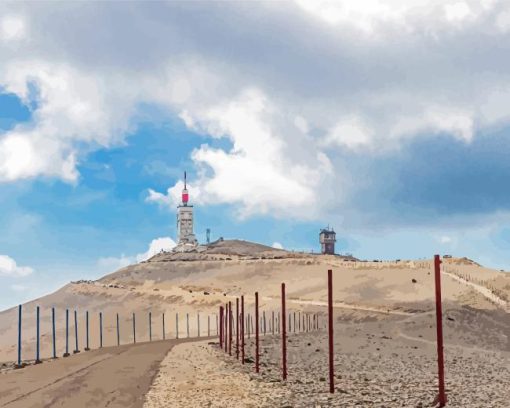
(228, 301, 232, 356)
(236, 298, 239, 360)
(225, 303, 228, 353)
(219, 306, 223, 347)
(255, 292, 260, 373)
(281, 283, 287, 380)
(328, 269, 334, 394)
(241, 295, 245, 364)
(434, 255, 447, 407)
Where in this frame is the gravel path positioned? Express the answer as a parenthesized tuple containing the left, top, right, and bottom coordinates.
(216, 309, 510, 407)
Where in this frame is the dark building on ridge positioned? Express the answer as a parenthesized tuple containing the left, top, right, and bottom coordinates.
(319, 227, 336, 255)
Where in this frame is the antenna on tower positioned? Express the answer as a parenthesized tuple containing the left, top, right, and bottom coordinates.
(181, 171, 189, 205)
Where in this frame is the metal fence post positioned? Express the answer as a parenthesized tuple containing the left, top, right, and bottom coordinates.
(99, 312, 103, 348)
(434, 255, 447, 407)
(63, 309, 70, 357)
(219, 307, 223, 347)
(35, 306, 41, 363)
(52, 307, 57, 358)
(328, 269, 334, 393)
(208, 314, 210, 337)
(236, 298, 239, 359)
(198, 313, 200, 338)
(17, 305, 22, 367)
(241, 295, 245, 364)
(163, 313, 166, 340)
(255, 292, 259, 373)
(85, 310, 90, 351)
(224, 304, 228, 352)
(149, 311, 152, 342)
(74, 310, 80, 354)
(133, 312, 136, 344)
(281, 283, 287, 380)
(186, 313, 190, 338)
(228, 301, 232, 356)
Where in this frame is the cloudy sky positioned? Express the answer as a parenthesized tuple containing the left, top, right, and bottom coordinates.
(2, 0, 510, 309)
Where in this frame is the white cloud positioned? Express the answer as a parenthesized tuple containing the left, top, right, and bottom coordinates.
(2, 1, 510, 220)
(0, 15, 26, 41)
(323, 115, 374, 150)
(96, 237, 177, 274)
(445, 2, 474, 22)
(150, 89, 333, 218)
(136, 237, 176, 262)
(0, 255, 33, 277)
(272, 242, 284, 249)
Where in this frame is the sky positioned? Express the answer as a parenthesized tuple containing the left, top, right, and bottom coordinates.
(2, 0, 510, 310)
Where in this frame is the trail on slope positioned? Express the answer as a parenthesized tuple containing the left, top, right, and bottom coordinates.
(263, 296, 414, 316)
(443, 271, 509, 310)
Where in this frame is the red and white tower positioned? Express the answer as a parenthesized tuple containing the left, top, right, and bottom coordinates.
(176, 171, 197, 247)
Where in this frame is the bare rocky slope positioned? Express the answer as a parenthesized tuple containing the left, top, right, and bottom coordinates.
(1, 239, 509, 363)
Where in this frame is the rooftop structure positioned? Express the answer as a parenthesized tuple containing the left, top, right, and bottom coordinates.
(319, 226, 336, 255)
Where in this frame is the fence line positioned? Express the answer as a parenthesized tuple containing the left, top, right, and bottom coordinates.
(214, 256, 448, 404)
(12, 308, 218, 367)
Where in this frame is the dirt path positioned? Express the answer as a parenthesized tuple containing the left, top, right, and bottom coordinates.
(144, 339, 289, 408)
(443, 271, 509, 309)
(263, 296, 413, 316)
(0, 338, 204, 408)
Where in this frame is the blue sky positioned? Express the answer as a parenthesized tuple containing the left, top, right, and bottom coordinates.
(2, 1, 510, 310)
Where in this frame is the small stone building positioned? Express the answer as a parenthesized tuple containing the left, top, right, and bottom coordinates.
(319, 227, 336, 255)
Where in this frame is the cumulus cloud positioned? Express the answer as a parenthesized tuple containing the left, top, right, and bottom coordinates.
(0, 255, 33, 277)
(135, 237, 176, 262)
(3, 1, 510, 222)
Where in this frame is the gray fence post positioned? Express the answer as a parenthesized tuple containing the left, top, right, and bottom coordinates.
(52, 307, 57, 358)
(74, 310, 80, 353)
(17, 305, 22, 367)
(133, 313, 136, 344)
(35, 306, 41, 363)
(99, 312, 103, 348)
(149, 311, 152, 342)
(63, 309, 70, 357)
(85, 311, 90, 351)
(162, 313, 166, 340)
